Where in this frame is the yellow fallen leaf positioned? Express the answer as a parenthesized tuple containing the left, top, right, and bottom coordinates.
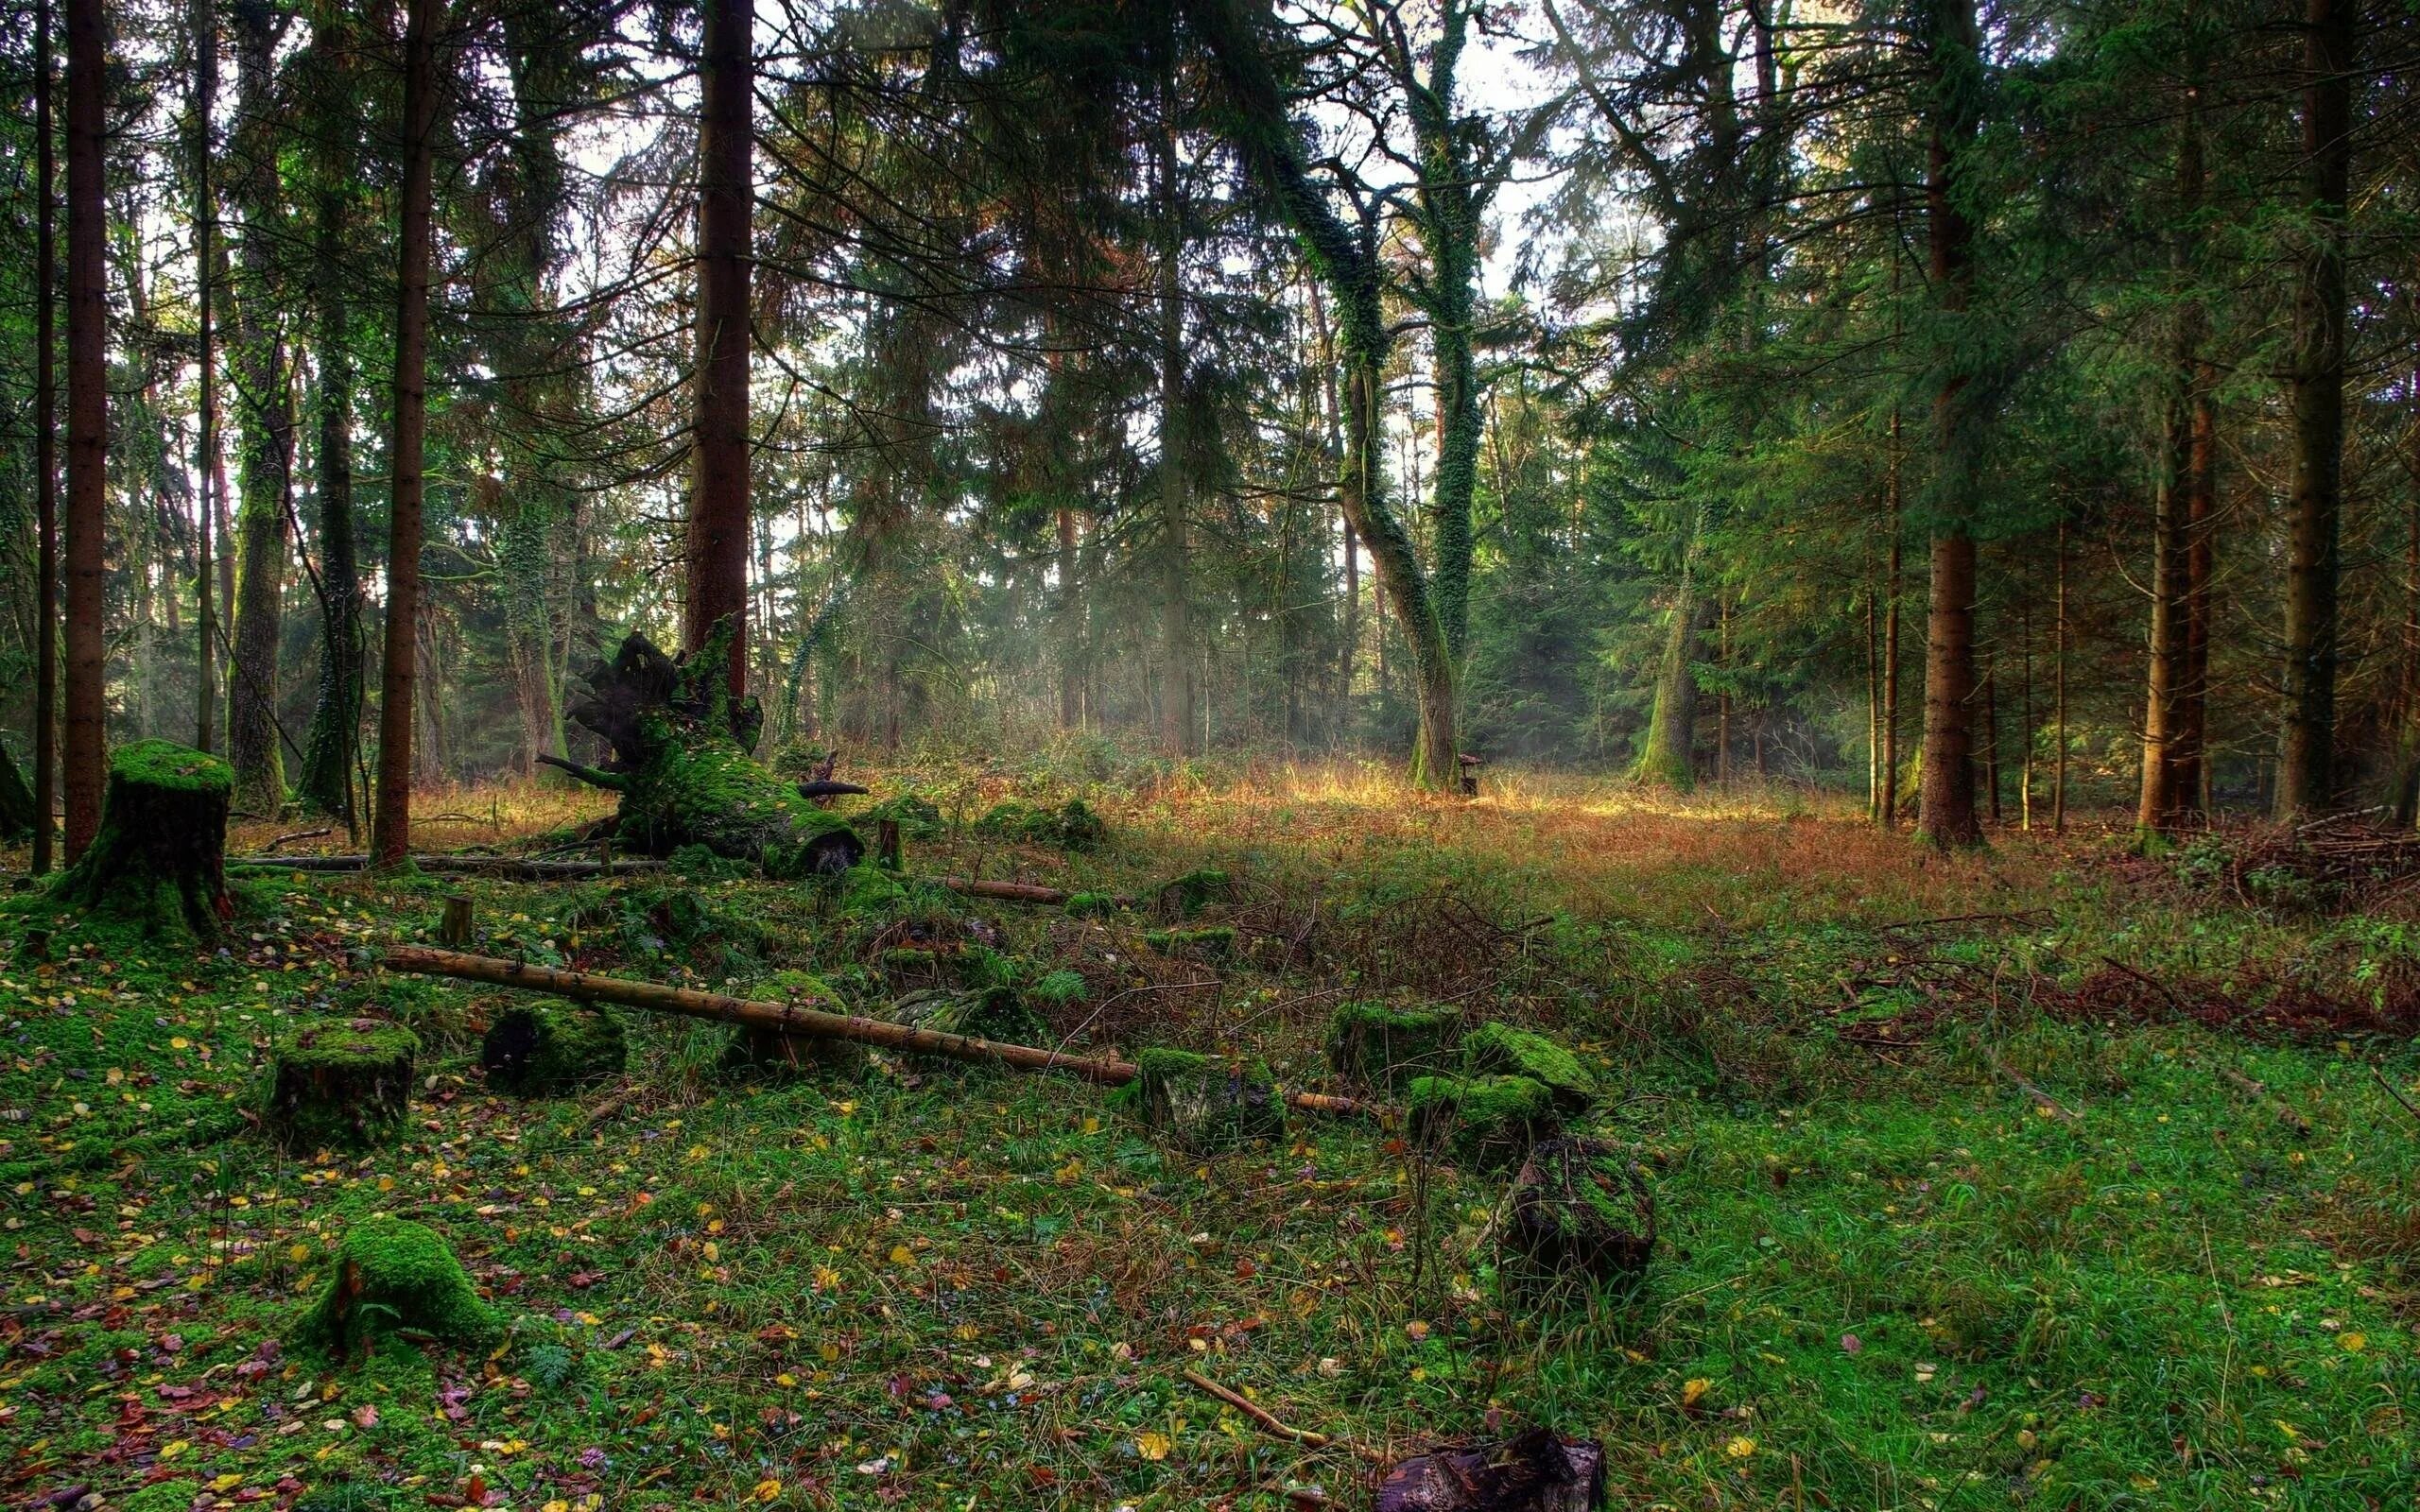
(1725, 1436, 1756, 1459)
(752, 1478, 781, 1503)
(2340, 1332, 2366, 1352)
(1682, 1378, 1710, 1409)
(1135, 1430, 1171, 1462)
(889, 1245, 915, 1266)
(161, 1440, 190, 1460)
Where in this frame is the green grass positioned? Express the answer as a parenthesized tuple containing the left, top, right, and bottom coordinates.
(0, 769, 2414, 1509)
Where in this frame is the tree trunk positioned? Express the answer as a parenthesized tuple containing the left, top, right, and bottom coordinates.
(1634, 567, 1700, 790)
(194, 0, 217, 758)
(1156, 87, 1193, 758)
(298, 165, 362, 826)
(1915, 0, 1983, 849)
(2177, 370, 2216, 814)
(683, 0, 753, 701)
(372, 0, 441, 865)
(2053, 519, 2068, 832)
(60, 0, 105, 861)
(31, 0, 56, 871)
(1880, 410, 1903, 825)
(2137, 77, 2206, 838)
(2275, 0, 2353, 819)
(1057, 506, 1081, 729)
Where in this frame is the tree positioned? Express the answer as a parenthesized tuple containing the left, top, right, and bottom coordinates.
(372, 0, 442, 865)
(190, 0, 219, 761)
(60, 0, 105, 860)
(2275, 0, 2355, 818)
(683, 0, 753, 699)
(30, 0, 56, 870)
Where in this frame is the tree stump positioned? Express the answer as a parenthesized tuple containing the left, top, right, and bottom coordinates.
(1374, 1429, 1604, 1511)
(1507, 1138, 1656, 1283)
(545, 621, 863, 876)
(50, 740, 232, 941)
(1328, 1002, 1461, 1091)
(262, 1021, 418, 1152)
(1461, 1023, 1599, 1113)
(481, 1003, 626, 1095)
(1407, 1074, 1559, 1167)
(295, 1216, 497, 1359)
(0, 742, 36, 843)
(723, 971, 866, 1076)
(1123, 1048, 1286, 1151)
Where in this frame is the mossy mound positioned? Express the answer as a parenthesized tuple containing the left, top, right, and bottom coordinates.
(558, 881, 766, 969)
(50, 739, 233, 943)
(295, 1216, 497, 1357)
(1461, 1022, 1599, 1112)
(860, 793, 944, 840)
(838, 864, 958, 923)
(480, 1004, 626, 1096)
(113, 1482, 201, 1512)
(1119, 1048, 1286, 1151)
(1063, 890, 1119, 918)
(974, 798, 1107, 852)
(261, 1021, 419, 1153)
(723, 1022, 867, 1077)
(1328, 1002, 1461, 1090)
(1507, 1137, 1656, 1284)
(1144, 926, 1235, 961)
(1152, 868, 1233, 919)
(1407, 1074, 1559, 1167)
(894, 985, 1049, 1046)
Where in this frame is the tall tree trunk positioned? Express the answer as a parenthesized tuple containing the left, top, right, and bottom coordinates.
(2177, 369, 2217, 814)
(2275, 0, 2353, 818)
(683, 0, 752, 699)
(1635, 566, 1701, 789)
(298, 163, 361, 826)
(1057, 506, 1081, 730)
(2053, 519, 2068, 832)
(1915, 0, 1983, 848)
(226, 4, 292, 817)
(1156, 88, 1193, 758)
(31, 0, 56, 870)
(372, 0, 441, 865)
(2137, 70, 2206, 837)
(60, 0, 105, 860)
(1881, 415, 1902, 825)
(191, 0, 217, 762)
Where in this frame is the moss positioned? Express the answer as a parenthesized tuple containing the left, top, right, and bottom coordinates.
(974, 799, 1108, 852)
(295, 1216, 497, 1357)
(861, 793, 944, 840)
(1507, 1137, 1656, 1282)
(1063, 890, 1118, 918)
(1461, 1022, 1598, 1112)
(0, 741, 35, 843)
(113, 1483, 200, 1512)
(1153, 868, 1233, 919)
(480, 1004, 626, 1096)
(261, 1021, 419, 1153)
(1144, 926, 1235, 961)
(1406, 1074, 1558, 1167)
(291, 1483, 392, 1512)
(894, 985, 1047, 1046)
(1328, 1002, 1460, 1090)
(1120, 1048, 1286, 1151)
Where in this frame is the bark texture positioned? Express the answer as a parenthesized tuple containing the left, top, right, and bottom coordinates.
(60, 0, 105, 860)
(683, 0, 754, 700)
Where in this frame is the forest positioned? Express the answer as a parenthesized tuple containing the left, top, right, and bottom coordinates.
(0, 0, 2417, 1508)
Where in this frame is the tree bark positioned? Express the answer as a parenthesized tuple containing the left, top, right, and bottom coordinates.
(1156, 77, 1193, 758)
(2275, 0, 2353, 818)
(1880, 413, 1902, 825)
(2137, 69, 2206, 837)
(1915, 0, 1983, 848)
(31, 0, 56, 871)
(683, 0, 753, 701)
(1635, 568, 1700, 790)
(2177, 370, 2216, 814)
(372, 0, 441, 865)
(191, 0, 218, 762)
(60, 0, 105, 861)
(298, 124, 362, 826)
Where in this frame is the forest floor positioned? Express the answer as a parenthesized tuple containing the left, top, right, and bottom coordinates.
(1, 758, 2416, 1512)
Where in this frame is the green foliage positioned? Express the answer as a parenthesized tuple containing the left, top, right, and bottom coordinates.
(1327, 1001, 1460, 1090)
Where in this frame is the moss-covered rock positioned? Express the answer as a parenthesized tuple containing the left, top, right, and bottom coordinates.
(262, 1021, 419, 1153)
(295, 1216, 497, 1358)
(1407, 1074, 1558, 1167)
(1328, 1002, 1461, 1090)
(1507, 1137, 1656, 1284)
(1119, 1048, 1286, 1151)
(49, 739, 233, 942)
(480, 1004, 626, 1096)
(1152, 868, 1232, 920)
(1461, 1022, 1599, 1112)
(1144, 926, 1234, 961)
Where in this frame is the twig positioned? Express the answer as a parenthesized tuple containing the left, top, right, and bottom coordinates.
(1181, 1369, 1330, 1448)
(2372, 1066, 2420, 1132)
(1979, 1046, 2082, 1124)
(2219, 1067, 2310, 1139)
(265, 826, 333, 851)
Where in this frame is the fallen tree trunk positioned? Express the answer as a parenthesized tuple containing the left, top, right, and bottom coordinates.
(231, 854, 666, 879)
(382, 945, 1367, 1117)
(939, 876, 1075, 905)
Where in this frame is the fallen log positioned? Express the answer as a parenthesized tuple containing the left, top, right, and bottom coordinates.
(939, 876, 1073, 905)
(231, 854, 666, 879)
(381, 945, 1367, 1117)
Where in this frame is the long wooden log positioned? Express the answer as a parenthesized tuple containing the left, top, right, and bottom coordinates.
(940, 876, 1073, 904)
(380, 945, 1367, 1117)
(233, 854, 666, 878)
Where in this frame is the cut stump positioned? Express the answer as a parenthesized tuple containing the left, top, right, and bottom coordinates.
(51, 740, 233, 942)
(1460, 1023, 1599, 1113)
(1407, 1074, 1559, 1168)
(1507, 1137, 1655, 1283)
(1374, 1429, 1605, 1511)
(263, 1021, 418, 1152)
(1125, 1048, 1286, 1151)
(481, 1003, 626, 1095)
(1328, 1002, 1460, 1091)
(295, 1216, 497, 1358)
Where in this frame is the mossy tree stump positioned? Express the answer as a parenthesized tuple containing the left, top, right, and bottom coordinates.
(1374, 1428, 1606, 1510)
(547, 620, 862, 877)
(1407, 1074, 1559, 1167)
(1506, 1138, 1655, 1285)
(263, 1021, 418, 1152)
(1329, 1002, 1461, 1091)
(51, 740, 233, 941)
(481, 1004, 626, 1095)
(296, 1216, 497, 1360)
(0, 742, 36, 843)
(1461, 1022, 1599, 1113)
(723, 971, 866, 1076)
(1122, 1048, 1285, 1151)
